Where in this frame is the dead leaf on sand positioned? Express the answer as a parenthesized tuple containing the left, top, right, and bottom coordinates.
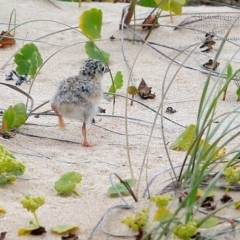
(200, 32, 216, 52)
(142, 13, 159, 30)
(0, 232, 6, 240)
(0, 31, 15, 48)
(138, 79, 156, 99)
(203, 59, 219, 71)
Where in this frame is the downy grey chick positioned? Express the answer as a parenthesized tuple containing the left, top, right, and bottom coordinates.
(50, 59, 109, 147)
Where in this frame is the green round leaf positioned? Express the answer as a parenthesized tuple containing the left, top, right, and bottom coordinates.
(51, 224, 79, 234)
(54, 171, 82, 196)
(12, 103, 28, 128)
(79, 8, 102, 40)
(14, 43, 43, 77)
(85, 41, 110, 64)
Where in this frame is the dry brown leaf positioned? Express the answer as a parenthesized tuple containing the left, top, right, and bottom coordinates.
(220, 194, 233, 203)
(200, 32, 216, 52)
(138, 79, 156, 99)
(200, 40, 216, 49)
(0, 232, 6, 240)
(205, 32, 215, 41)
(0, 31, 15, 48)
(30, 226, 46, 235)
(203, 59, 219, 71)
(142, 13, 159, 30)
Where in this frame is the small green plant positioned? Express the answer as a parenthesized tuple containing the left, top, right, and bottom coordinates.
(0, 144, 25, 184)
(138, 0, 186, 23)
(18, 195, 45, 235)
(122, 208, 149, 232)
(224, 166, 240, 193)
(108, 71, 123, 94)
(14, 43, 43, 79)
(1, 103, 28, 135)
(54, 171, 82, 196)
(150, 194, 173, 221)
(79, 8, 110, 64)
(173, 221, 197, 240)
(169, 124, 226, 162)
(108, 178, 136, 197)
(220, 63, 240, 101)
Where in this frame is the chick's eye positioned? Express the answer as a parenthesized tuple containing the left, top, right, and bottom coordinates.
(102, 67, 105, 71)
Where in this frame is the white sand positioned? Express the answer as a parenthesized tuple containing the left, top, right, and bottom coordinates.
(1, 1, 240, 239)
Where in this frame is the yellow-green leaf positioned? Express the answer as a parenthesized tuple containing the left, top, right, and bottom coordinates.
(169, 124, 195, 151)
(153, 207, 172, 221)
(18, 222, 39, 236)
(0, 205, 6, 215)
(170, 1, 182, 15)
(51, 224, 79, 234)
(128, 86, 138, 95)
(175, 0, 186, 5)
(194, 217, 219, 228)
(2, 106, 15, 131)
(155, 0, 169, 10)
(79, 8, 102, 40)
(235, 199, 240, 209)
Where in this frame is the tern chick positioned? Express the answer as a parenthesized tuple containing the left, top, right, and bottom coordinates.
(50, 59, 109, 147)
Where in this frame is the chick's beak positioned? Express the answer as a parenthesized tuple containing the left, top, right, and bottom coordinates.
(104, 67, 110, 73)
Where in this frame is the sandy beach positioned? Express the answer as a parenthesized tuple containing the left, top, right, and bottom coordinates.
(1, 0, 240, 239)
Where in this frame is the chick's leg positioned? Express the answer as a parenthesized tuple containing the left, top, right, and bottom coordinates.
(51, 104, 65, 128)
(82, 122, 95, 147)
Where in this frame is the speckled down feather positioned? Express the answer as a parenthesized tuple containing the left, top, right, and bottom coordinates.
(50, 59, 106, 124)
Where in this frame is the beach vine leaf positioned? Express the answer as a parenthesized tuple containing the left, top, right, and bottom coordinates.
(85, 41, 110, 64)
(108, 178, 136, 197)
(51, 224, 79, 234)
(14, 43, 43, 79)
(1, 103, 28, 135)
(79, 8, 102, 40)
(108, 71, 123, 94)
(54, 171, 82, 197)
(194, 217, 219, 228)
